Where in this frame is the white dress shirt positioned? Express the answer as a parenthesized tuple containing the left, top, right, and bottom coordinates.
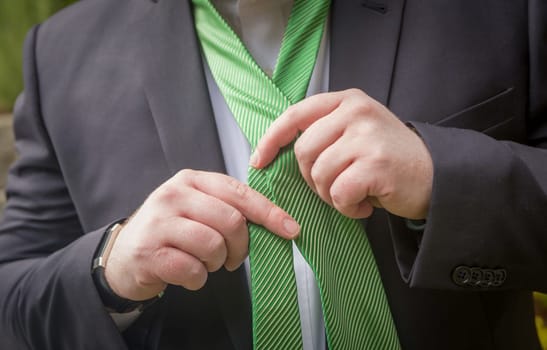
(206, 1, 329, 349)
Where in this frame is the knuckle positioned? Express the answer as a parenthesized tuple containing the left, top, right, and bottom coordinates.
(369, 146, 390, 168)
(310, 164, 325, 185)
(175, 168, 197, 184)
(344, 88, 368, 102)
(226, 210, 246, 233)
(346, 88, 364, 96)
(330, 184, 351, 207)
(151, 247, 178, 280)
(331, 195, 358, 218)
(350, 118, 375, 138)
(330, 191, 346, 207)
(262, 202, 279, 225)
(154, 246, 174, 268)
(352, 99, 373, 116)
(294, 141, 311, 163)
(153, 183, 180, 204)
(204, 233, 226, 258)
(185, 263, 207, 290)
(225, 248, 247, 271)
(228, 178, 251, 199)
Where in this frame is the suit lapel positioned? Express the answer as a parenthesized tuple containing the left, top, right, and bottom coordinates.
(139, 0, 225, 174)
(208, 267, 253, 350)
(330, 0, 406, 106)
(138, 1, 251, 349)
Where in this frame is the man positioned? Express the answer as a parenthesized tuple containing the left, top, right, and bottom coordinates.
(0, 0, 545, 348)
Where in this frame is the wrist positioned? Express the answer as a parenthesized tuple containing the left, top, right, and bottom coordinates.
(92, 221, 162, 313)
(105, 262, 166, 302)
(407, 122, 433, 219)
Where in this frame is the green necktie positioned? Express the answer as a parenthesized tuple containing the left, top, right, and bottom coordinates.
(192, 0, 400, 349)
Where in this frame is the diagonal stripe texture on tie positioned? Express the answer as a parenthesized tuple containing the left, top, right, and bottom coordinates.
(192, 0, 401, 348)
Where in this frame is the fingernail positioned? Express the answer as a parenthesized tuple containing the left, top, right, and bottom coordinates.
(249, 150, 259, 168)
(283, 218, 300, 238)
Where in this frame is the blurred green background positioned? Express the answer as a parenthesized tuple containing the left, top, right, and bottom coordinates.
(537, 293, 547, 347)
(0, 1, 546, 347)
(0, 0, 74, 112)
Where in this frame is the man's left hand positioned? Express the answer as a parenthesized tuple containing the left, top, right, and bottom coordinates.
(251, 89, 433, 220)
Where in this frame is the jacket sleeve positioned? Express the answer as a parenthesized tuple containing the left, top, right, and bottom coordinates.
(0, 25, 128, 350)
(388, 0, 547, 293)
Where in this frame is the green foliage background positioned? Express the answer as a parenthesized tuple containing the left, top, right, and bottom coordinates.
(0, 1, 547, 348)
(0, 0, 74, 112)
(536, 293, 547, 348)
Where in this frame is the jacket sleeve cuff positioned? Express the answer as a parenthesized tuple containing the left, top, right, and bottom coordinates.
(13, 226, 129, 349)
(387, 121, 543, 291)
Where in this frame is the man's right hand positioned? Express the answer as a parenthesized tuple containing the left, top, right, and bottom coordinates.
(104, 169, 300, 301)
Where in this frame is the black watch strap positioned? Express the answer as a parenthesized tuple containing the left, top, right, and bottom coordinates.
(92, 221, 162, 313)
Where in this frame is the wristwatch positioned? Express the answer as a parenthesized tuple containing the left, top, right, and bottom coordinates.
(92, 221, 161, 313)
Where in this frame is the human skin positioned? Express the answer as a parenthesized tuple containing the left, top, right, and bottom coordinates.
(252, 89, 434, 220)
(105, 170, 300, 301)
(105, 88, 433, 301)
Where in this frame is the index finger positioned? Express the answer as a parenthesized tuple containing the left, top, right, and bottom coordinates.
(251, 91, 345, 168)
(181, 170, 301, 240)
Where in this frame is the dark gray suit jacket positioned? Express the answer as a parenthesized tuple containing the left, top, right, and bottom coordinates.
(1, 0, 546, 348)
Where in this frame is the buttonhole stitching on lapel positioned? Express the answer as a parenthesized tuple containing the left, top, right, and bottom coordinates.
(361, 0, 388, 14)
